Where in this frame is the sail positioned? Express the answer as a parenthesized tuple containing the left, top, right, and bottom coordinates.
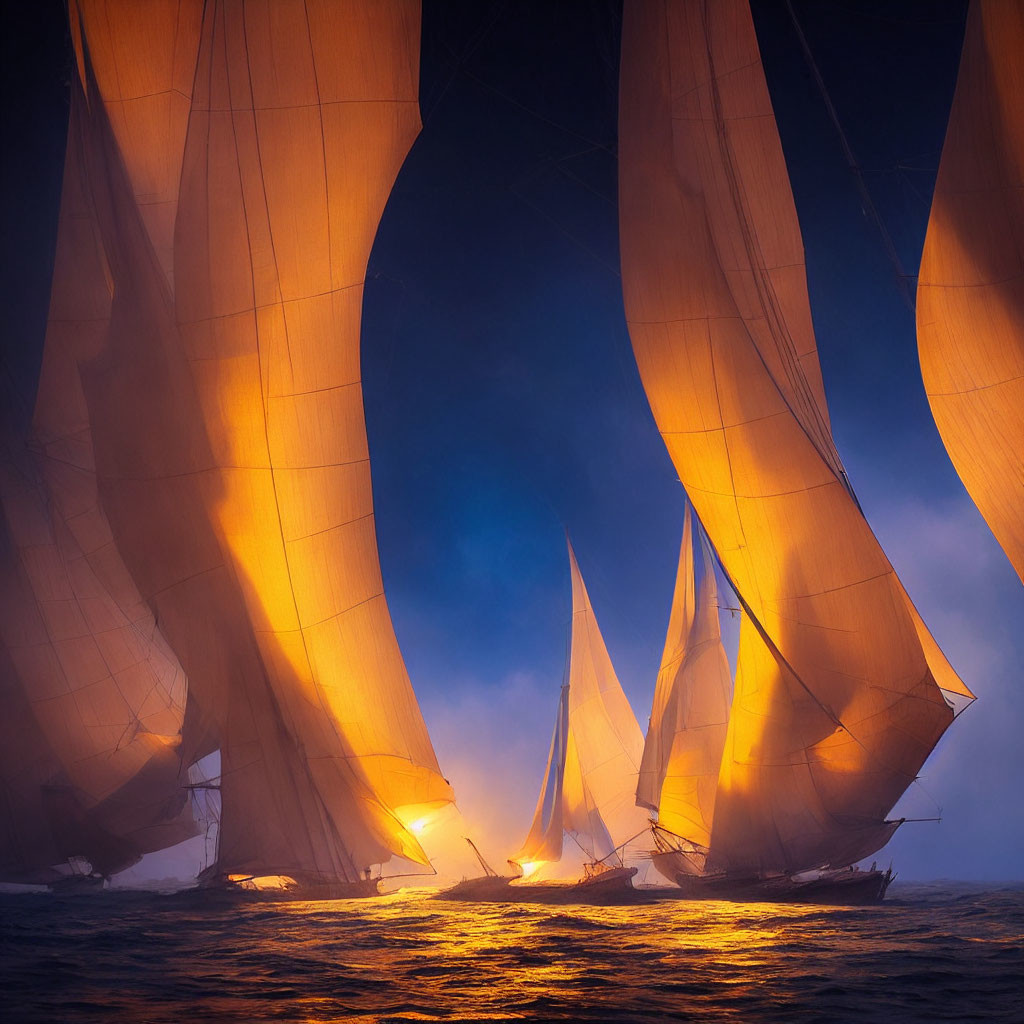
(173, 0, 452, 829)
(513, 544, 649, 866)
(1, 164, 195, 881)
(0, 440, 195, 879)
(26, 43, 192, 806)
(0, 513, 76, 883)
(50, 0, 452, 881)
(66, 0, 203, 293)
(618, 0, 973, 875)
(917, 0, 1024, 585)
(636, 505, 696, 813)
(637, 506, 732, 848)
(513, 685, 569, 865)
(563, 543, 649, 860)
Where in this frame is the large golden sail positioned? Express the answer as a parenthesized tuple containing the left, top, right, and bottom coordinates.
(515, 542, 648, 867)
(34, 0, 452, 883)
(917, 0, 1024, 585)
(619, 0, 973, 875)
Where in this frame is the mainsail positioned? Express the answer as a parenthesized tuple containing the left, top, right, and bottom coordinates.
(636, 504, 731, 850)
(514, 542, 648, 866)
(917, 0, 1024, 585)
(37, 0, 453, 884)
(618, 0, 974, 876)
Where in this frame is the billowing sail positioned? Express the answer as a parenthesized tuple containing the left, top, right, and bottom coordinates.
(637, 505, 731, 849)
(618, 0, 973, 875)
(0, 438, 195, 879)
(0, 508, 84, 883)
(514, 543, 648, 866)
(47, 0, 452, 883)
(514, 685, 570, 865)
(917, 0, 1024, 585)
(636, 507, 696, 814)
(563, 543, 649, 859)
(174, 0, 452, 832)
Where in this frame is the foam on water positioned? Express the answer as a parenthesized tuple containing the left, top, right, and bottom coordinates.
(1, 882, 1022, 1022)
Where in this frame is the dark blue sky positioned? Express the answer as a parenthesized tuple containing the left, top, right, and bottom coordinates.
(3, 1, 1021, 880)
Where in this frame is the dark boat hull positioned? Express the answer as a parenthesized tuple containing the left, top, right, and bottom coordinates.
(438, 866, 638, 905)
(651, 857, 893, 906)
(191, 876, 382, 903)
(47, 874, 106, 894)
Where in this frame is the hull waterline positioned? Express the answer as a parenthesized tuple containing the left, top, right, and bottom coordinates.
(438, 866, 639, 905)
(191, 875, 383, 903)
(651, 855, 894, 906)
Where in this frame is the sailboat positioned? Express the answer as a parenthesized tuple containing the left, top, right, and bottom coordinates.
(15, 0, 454, 900)
(640, 505, 895, 903)
(917, 0, 1024, 586)
(442, 541, 649, 903)
(618, 0, 975, 903)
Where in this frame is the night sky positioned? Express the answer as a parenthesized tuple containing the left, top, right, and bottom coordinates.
(2, 1, 1021, 881)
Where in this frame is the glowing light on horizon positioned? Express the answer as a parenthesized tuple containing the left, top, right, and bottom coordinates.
(518, 861, 543, 879)
(226, 874, 297, 891)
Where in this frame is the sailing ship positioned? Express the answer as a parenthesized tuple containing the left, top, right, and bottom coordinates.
(0, 0, 454, 900)
(618, 0, 975, 904)
(443, 541, 648, 903)
(917, 0, 1024, 586)
(640, 505, 894, 903)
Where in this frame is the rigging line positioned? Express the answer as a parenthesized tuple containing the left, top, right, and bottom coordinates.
(379, 867, 439, 881)
(421, 0, 509, 124)
(907, 772, 944, 819)
(593, 826, 651, 866)
(565, 826, 595, 861)
(690, 504, 859, 744)
(783, 0, 915, 313)
(462, 65, 615, 156)
(508, 182, 621, 278)
(698, 0, 848, 495)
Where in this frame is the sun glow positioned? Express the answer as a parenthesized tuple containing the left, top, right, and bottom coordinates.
(517, 860, 543, 879)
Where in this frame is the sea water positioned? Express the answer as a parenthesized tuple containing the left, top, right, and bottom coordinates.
(1, 882, 1021, 1022)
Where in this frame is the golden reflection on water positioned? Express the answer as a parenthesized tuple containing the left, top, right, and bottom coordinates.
(270, 889, 837, 1023)
(3, 883, 1020, 1023)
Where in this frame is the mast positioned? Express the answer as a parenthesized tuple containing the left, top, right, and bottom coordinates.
(637, 505, 732, 850)
(618, 0, 974, 876)
(917, 0, 1024, 585)
(43, 0, 453, 883)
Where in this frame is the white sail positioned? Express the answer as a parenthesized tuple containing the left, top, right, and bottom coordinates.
(514, 542, 648, 866)
(637, 505, 732, 849)
(513, 685, 570, 865)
